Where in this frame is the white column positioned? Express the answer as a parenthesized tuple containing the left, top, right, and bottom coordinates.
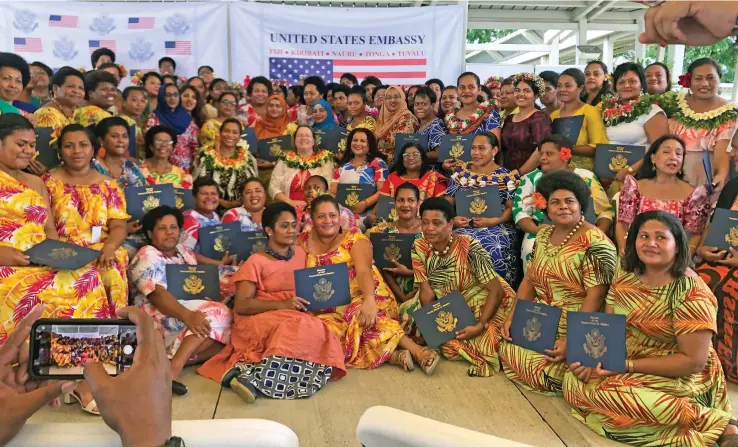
(461, 0, 469, 73)
(657, 46, 666, 62)
(602, 35, 613, 68)
(550, 38, 560, 66)
(732, 58, 738, 101)
(670, 44, 685, 82)
(634, 16, 646, 61)
(576, 19, 587, 65)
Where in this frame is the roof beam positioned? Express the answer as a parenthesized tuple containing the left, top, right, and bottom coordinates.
(573, 0, 605, 22)
(466, 0, 590, 6)
(465, 50, 483, 60)
(588, 0, 619, 20)
(545, 30, 565, 44)
(467, 43, 552, 52)
(466, 19, 638, 32)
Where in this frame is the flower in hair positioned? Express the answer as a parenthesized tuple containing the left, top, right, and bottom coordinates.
(559, 147, 572, 161)
(512, 73, 546, 97)
(485, 75, 504, 89)
(117, 64, 128, 78)
(678, 72, 692, 88)
(533, 192, 547, 210)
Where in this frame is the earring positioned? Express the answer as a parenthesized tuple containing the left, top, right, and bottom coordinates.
(652, 165, 656, 171)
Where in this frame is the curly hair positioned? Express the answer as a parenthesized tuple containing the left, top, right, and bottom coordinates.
(536, 170, 591, 215)
(262, 202, 297, 234)
(0, 52, 30, 88)
(420, 197, 455, 222)
(144, 125, 178, 159)
(340, 128, 381, 165)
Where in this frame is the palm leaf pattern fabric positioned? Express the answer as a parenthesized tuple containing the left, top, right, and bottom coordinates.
(563, 267, 732, 447)
(499, 226, 617, 395)
(402, 235, 515, 377)
(0, 170, 109, 341)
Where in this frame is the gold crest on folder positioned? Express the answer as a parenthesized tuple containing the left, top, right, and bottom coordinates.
(213, 234, 230, 253)
(449, 142, 464, 159)
(726, 227, 738, 247)
(383, 243, 402, 264)
(584, 328, 608, 359)
(183, 275, 205, 295)
(388, 208, 399, 221)
(608, 154, 628, 172)
(345, 191, 360, 207)
(435, 311, 457, 333)
(175, 196, 184, 209)
(523, 317, 542, 342)
(269, 143, 282, 157)
(337, 138, 347, 157)
(142, 195, 160, 212)
(315, 134, 323, 147)
(49, 247, 77, 260)
(251, 240, 266, 255)
(312, 278, 335, 302)
(469, 197, 488, 215)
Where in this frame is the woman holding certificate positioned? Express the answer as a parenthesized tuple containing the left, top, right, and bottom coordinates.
(445, 131, 520, 286)
(564, 211, 737, 447)
(199, 202, 346, 404)
(221, 178, 266, 232)
(297, 195, 439, 373)
(500, 171, 617, 395)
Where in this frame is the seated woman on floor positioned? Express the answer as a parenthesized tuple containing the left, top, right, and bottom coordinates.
(367, 183, 423, 306)
(297, 195, 439, 374)
(221, 177, 266, 231)
(297, 175, 358, 233)
(564, 211, 738, 447)
(445, 131, 520, 286)
(513, 135, 613, 270)
(399, 197, 516, 377)
(499, 170, 617, 396)
(199, 202, 346, 404)
(129, 205, 233, 396)
(43, 124, 131, 304)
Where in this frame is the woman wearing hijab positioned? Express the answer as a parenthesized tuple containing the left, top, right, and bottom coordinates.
(253, 94, 297, 187)
(374, 86, 419, 166)
(145, 83, 200, 172)
(311, 99, 337, 131)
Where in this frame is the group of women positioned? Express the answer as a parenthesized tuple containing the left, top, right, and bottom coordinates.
(2, 46, 738, 446)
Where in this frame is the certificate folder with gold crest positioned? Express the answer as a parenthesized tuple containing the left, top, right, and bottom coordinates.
(294, 263, 351, 311)
(567, 311, 626, 373)
(369, 233, 417, 269)
(411, 291, 477, 349)
(124, 184, 176, 222)
(198, 222, 247, 261)
(240, 230, 268, 262)
(336, 184, 374, 209)
(438, 134, 472, 162)
(34, 127, 58, 167)
(393, 133, 430, 162)
(455, 186, 503, 219)
(593, 144, 645, 179)
(375, 195, 397, 221)
(174, 188, 194, 212)
(165, 264, 219, 301)
(318, 128, 349, 156)
(705, 208, 738, 251)
(241, 127, 258, 155)
(257, 135, 291, 162)
(24, 239, 101, 271)
(509, 300, 562, 354)
(552, 115, 584, 144)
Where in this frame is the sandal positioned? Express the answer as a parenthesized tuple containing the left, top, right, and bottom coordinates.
(413, 347, 440, 376)
(64, 390, 100, 416)
(172, 379, 188, 396)
(389, 349, 414, 372)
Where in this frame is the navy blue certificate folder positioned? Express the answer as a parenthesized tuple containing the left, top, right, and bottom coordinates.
(174, 188, 194, 212)
(567, 311, 626, 373)
(369, 232, 416, 269)
(34, 127, 58, 167)
(593, 144, 645, 179)
(25, 239, 101, 271)
(393, 133, 430, 161)
(241, 127, 258, 155)
(552, 116, 584, 143)
(509, 300, 562, 354)
(375, 195, 396, 221)
(438, 134, 472, 162)
(317, 127, 349, 155)
(128, 125, 137, 158)
(239, 231, 268, 262)
(455, 186, 503, 219)
(257, 135, 291, 162)
(703, 151, 714, 194)
(336, 184, 374, 209)
(294, 263, 351, 311)
(165, 264, 220, 301)
(198, 221, 246, 260)
(124, 184, 176, 222)
(411, 291, 477, 349)
(704, 208, 738, 251)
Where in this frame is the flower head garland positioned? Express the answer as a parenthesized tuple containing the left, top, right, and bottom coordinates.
(229, 82, 244, 98)
(177, 75, 188, 85)
(278, 149, 333, 170)
(533, 192, 547, 210)
(445, 101, 493, 132)
(485, 75, 504, 89)
(450, 164, 520, 192)
(559, 147, 572, 161)
(117, 64, 128, 78)
(678, 72, 692, 88)
(600, 94, 656, 127)
(512, 73, 546, 97)
(130, 71, 145, 86)
(673, 90, 738, 129)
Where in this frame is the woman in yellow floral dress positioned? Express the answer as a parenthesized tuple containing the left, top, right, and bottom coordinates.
(73, 70, 116, 128)
(564, 211, 738, 447)
(43, 124, 130, 304)
(297, 195, 438, 372)
(499, 170, 617, 395)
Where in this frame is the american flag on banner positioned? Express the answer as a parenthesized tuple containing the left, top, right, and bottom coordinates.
(128, 17, 155, 30)
(165, 41, 191, 56)
(49, 15, 78, 28)
(89, 40, 116, 54)
(14, 37, 42, 53)
(269, 57, 427, 85)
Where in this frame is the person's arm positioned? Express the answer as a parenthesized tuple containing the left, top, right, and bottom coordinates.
(643, 110, 669, 142)
(574, 107, 609, 157)
(147, 286, 192, 322)
(456, 276, 505, 340)
(712, 138, 731, 193)
(639, 1, 738, 47)
(630, 331, 712, 377)
(351, 238, 376, 305)
(98, 218, 127, 269)
(233, 280, 289, 315)
(32, 176, 59, 240)
(381, 270, 407, 303)
(471, 198, 512, 228)
(417, 280, 435, 307)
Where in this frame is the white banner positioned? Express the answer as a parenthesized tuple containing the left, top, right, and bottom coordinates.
(0, 2, 228, 82)
(230, 2, 464, 87)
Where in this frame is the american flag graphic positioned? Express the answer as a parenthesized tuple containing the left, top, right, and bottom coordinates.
(49, 15, 78, 28)
(14, 37, 42, 53)
(89, 40, 116, 54)
(269, 57, 428, 85)
(128, 17, 155, 30)
(165, 41, 191, 56)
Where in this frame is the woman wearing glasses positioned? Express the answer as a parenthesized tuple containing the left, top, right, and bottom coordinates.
(144, 84, 201, 172)
(199, 91, 240, 148)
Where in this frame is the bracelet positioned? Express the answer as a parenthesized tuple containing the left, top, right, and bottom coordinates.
(627, 359, 634, 373)
(627, 166, 634, 174)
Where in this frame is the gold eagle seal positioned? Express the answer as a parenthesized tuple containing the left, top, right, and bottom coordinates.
(336, 138, 347, 157)
(213, 235, 231, 253)
(584, 328, 608, 359)
(449, 142, 464, 159)
(608, 154, 628, 172)
(175, 196, 184, 209)
(523, 317, 542, 342)
(49, 247, 77, 260)
(383, 243, 402, 264)
(183, 275, 205, 295)
(345, 191, 360, 207)
(269, 143, 282, 157)
(312, 278, 335, 302)
(142, 195, 160, 212)
(388, 208, 399, 221)
(726, 227, 738, 247)
(469, 197, 488, 215)
(435, 311, 457, 333)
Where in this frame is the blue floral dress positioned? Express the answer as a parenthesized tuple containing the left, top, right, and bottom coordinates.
(92, 158, 146, 189)
(333, 157, 389, 186)
(447, 165, 520, 285)
(419, 118, 448, 151)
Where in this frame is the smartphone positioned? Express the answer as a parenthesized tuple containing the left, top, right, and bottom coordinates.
(29, 318, 138, 380)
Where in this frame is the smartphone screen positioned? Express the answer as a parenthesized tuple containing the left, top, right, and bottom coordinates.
(30, 319, 137, 380)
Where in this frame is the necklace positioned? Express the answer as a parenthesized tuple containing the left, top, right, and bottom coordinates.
(432, 236, 454, 257)
(265, 245, 293, 261)
(549, 217, 584, 252)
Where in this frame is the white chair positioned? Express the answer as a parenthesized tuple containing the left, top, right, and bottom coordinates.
(8, 419, 299, 447)
(356, 406, 533, 447)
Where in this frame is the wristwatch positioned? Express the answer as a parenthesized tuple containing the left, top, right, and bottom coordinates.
(161, 437, 185, 447)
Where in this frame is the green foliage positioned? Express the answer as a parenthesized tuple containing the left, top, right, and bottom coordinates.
(466, 29, 515, 44)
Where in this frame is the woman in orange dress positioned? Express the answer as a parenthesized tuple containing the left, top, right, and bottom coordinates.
(374, 86, 419, 166)
(200, 202, 346, 403)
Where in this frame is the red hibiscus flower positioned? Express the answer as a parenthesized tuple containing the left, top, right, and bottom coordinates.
(533, 192, 547, 210)
(678, 72, 692, 88)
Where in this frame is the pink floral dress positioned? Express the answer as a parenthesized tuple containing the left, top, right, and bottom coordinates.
(145, 113, 200, 172)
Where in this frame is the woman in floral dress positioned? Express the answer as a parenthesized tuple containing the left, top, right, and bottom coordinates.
(144, 84, 200, 172)
(444, 73, 501, 137)
(140, 126, 194, 189)
(374, 86, 418, 166)
(564, 211, 737, 447)
(221, 178, 266, 232)
(199, 91, 239, 148)
(499, 171, 617, 396)
(446, 132, 520, 286)
(91, 117, 146, 189)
